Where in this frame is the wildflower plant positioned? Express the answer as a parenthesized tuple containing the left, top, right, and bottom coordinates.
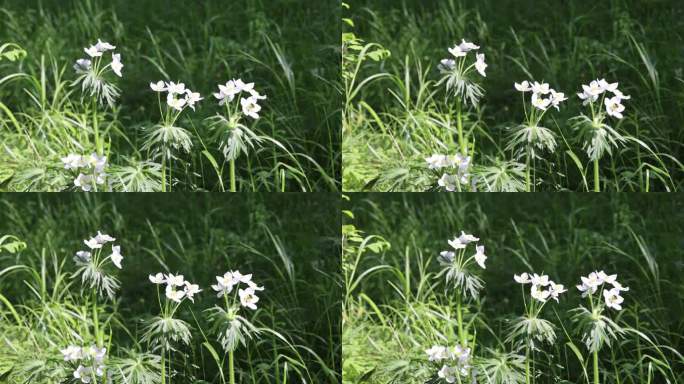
(143, 272, 201, 384)
(436, 39, 487, 155)
(144, 81, 203, 191)
(61, 153, 108, 192)
(425, 153, 473, 192)
(60, 345, 109, 383)
(208, 270, 264, 384)
(571, 270, 628, 384)
(73, 39, 123, 154)
(507, 81, 568, 191)
(571, 79, 630, 191)
(508, 272, 567, 384)
(424, 344, 473, 384)
(207, 79, 267, 192)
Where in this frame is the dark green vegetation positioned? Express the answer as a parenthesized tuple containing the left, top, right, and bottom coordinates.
(343, 0, 684, 191)
(0, 193, 340, 383)
(343, 193, 684, 383)
(0, 0, 340, 191)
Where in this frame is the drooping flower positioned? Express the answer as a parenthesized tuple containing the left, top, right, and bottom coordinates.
(94, 39, 116, 52)
(458, 231, 479, 244)
(473, 245, 487, 269)
(110, 53, 123, 77)
(109, 245, 123, 269)
(73, 59, 92, 74)
(459, 39, 480, 52)
(475, 53, 487, 77)
(438, 58, 456, 73)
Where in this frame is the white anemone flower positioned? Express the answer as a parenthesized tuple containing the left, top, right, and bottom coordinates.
(438, 58, 456, 73)
(183, 281, 202, 302)
(213, 80, 241, 105)
(235, 79, 255, 93)
(514, 80, 532, 92)
(166, 273, 185, 287)
(74, 173, 93, 192)
(62, 154, 85, 170)
(531, 81, 550, 95)
(74, 250, 92, 263)
(73, 365, 92, 383)
(604, 96, 625, 119)
(184, 90, 203, 111)
(150, 81, 167, 92)
(88, 346, 107, 363)
(531, 284, 550, 302)
(612, 89, 631, 100)
(514, 272, 531, 284)
(457, 231, 479, 244)
(611, 280, 630, 292)
(231, 270, 252, 284)
(248, 89, 267, 100)
(598, 79, 618, 93)
(84, 45, 102, 58)
(475, 53, 487, 77)
(166, 81, 186, 95)
(596, 270, 617, 285)
(61, 345, 82, 361)
(550, 90, 568, 110)
(425, 345, 449, 362)
(165, 285, 186, 303)
(549, 282, 567, 302)
(111, 53, 123, 77)
(247, 280, 264, 291)
(95, 39, 116, 52)
(212, 273, 236, 297)
(448, 44, 467, 58)
(440, 251, 456, 263)
(459, 39, 480, 52)
(582, 80, 604, 97)
(426, 154, 453, 170)
(447, 236, 467, 250)
(109, 245, 123, 269)
(438, 365, 459, 383)
(438, 173, 460, 192)
(531, 93, 551, 110)
(452, 344, 471, 364)
(167, 92, 187, 111)
(603, 287, 624, 310)
(87, 153, 107, 173)
(238, 287, 260, 310)
(73, 59, 92, 74)
(240, 96, 262, 119)
(149, 273, 165, 284)
(581, 271, 602, 288)
(473, 245, 487, 269)
(531, 273, 550, 286)
(577, 90, 599, 105)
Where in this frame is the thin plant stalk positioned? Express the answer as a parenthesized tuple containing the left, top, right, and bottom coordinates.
(229, 349, 236, 384)
(594, 158, 600, 192)
(230, 159, 236, 192)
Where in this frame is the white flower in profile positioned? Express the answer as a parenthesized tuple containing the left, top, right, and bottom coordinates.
(83, 234, 104, 249)
(425, 345, 449, 362)
(184, 281, 202, 302)
(550, 90, 568, 110)
(514, 81, 532, 92)
(604, 96, 625, 119)
(439, 250, 456, 263)
(246, 280, 264, 291)
(84, 45, 102, 58)
(240, 96, 262, 119)
(582, 80, 604, 97)
(581, 272, 602, 288)
(448, 236, 467, 250)
(531, 81, 550, 95)
(598, 79, 618, 93)
(238, 287, 260, 310)
(549, 282, 567, 302)
(165, 284, 186, 303)
(214, 80, 241, 105)
(111, 53, 123, 77)
(458, 231, 479, 244)
(459, 39, 480, 52)
(612, 89, 631, 100)
(603, 287, 624, 310)
(62, 154, 84, 170)
(438, 365, 459, 383)
(149, 272, 165, 284)
(74, 173, 93, 192)
(475, 53, 487, 77)
(438, 58, 456, 73)
(109, 245, 123, 269)
(248, 89, 267, 100)
(166, 81, 186, 95)
(61, 345, 82, 361)
(94, 231, 115, 243)
(531, 284, 550, 302)
(426, 154, 452, 170)
(150, 81, 167, 92)
(448, 44, 467, 58)
(235, 79, 255, 93)
(74, 250, 92, 263)
(577, 90, 598, 105)
(514, 272, 531, 284)
(212, 272, 236, 297)
(611, 280, 630, 292)
(167, 92, 187, 111)
(531, 273, 550, 286)
(231, 270, 252, 284)
(73, 59, 92, 74)
(596, 270, 617, 285)
(473, 245, 487, 269)
(438, 173, 459, 192)
(184, 90, 203, 111)
(166, 273, 185, 287)
(95, 39, 116, 52)
(531, 93, 551, 111)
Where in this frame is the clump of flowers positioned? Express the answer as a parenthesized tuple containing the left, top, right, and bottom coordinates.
(61, 153, 108, 192)
(436, 39, 487, 156)
(73, 39, 123, 107)
(209, 269, 264, 384)
(437, 231, 487, 299)
(425, 153, 472, 192)
(144, 81, 203, 191)
(509, 272, 567, 383)
(572, 79, 630, 191)
(507, 81, 568, 191)
(425, 344, 472, 383)
(73, 231, 122, 300)
(207, 79, 267, 192)
(572, 270, 629, 384)
(60, 345, 108, 383)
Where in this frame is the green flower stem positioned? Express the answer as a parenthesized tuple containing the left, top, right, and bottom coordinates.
(161, 155, 167, 192)
(594, 158, 600, 192)
(229, 159, 236, 192)
(456, 295, 466, 346)
(593, 348, 599, 384)
(525, 345, 531, 384)
(161, 346, 166, 384)
(525, 150, 531, 192)
(229, 349, 236, 384)
(456, 102, 466, 155)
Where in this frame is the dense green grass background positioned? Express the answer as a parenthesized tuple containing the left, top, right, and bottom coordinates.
(0, 0, 340, 191)
(343, 0, 684, 191)
(0, 193, 341, 383)
(343, 193, 684, 383)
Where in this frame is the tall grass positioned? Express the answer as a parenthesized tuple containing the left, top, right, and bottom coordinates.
(342, 193, 684, 383)
(0, 0, 340, 191)
(342, 0, 684, 191)
(0, 194, 340, 383)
